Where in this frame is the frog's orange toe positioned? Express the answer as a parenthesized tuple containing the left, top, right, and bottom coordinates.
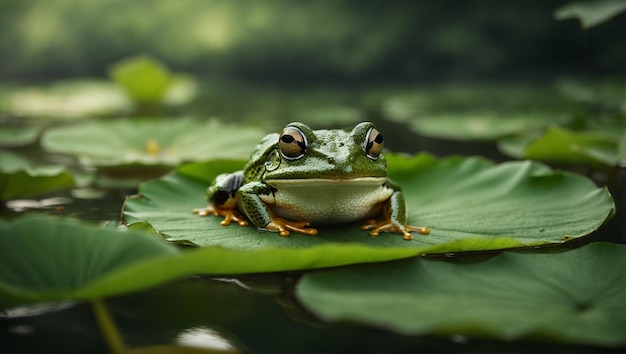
(407, 225, 430, 235)
(220, 211, 249, 226)
(266, 218, 318, 237)
(192, 207, 210, 217)
(193, 205, 249, 227)
(361, 219, 428, 240)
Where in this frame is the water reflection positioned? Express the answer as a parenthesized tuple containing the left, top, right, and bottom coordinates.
(176, 326, 237, 352)
(5, 197, 71, 212)
(1, 189, 130, 222)
(1, 302, 76, 319)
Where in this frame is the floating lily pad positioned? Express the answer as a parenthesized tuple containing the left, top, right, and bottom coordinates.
(122, 153, 614, 254)
(555, 0, 626, 28)
(0, 126, 40, 147)
(0, 216, 434, 307)
(382, 85, 572, 141)
(4, 80, 131, 119)
(0, 215, 178, 306)
(498, 125, 621, 167)
(40, 118, 265, 173)
(0, 150, 74, 200)
(383, 98, 567, 141)
(109, 55, 172, 104)
(407, 112, 567, 141)
(296, 242, 626, 345)
(109, 55, 197, 106)
(556, 79, 626, 110)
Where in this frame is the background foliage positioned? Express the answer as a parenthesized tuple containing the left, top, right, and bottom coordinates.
(1, 0, 624, 82)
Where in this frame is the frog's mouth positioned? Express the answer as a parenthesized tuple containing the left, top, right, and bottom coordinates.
(265, 177, 387, 187)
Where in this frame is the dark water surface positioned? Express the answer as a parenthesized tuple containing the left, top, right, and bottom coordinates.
(4, 275, 624, 354)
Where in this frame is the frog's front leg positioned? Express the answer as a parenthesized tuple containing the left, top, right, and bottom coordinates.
(238, 182, 318, 237)
(361, 188, 429, 241)
(193, 171, 249, 227)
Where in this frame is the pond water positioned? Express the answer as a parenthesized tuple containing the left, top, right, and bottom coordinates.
(1, 82, 625, 354)
(5, 272, 625, 354)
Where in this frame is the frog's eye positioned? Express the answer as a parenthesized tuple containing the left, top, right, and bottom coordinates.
(363, 127, 384, 160)
(279, 126, 307, 160)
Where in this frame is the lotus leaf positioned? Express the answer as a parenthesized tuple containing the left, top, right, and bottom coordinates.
(0, 126, 40, 147)
(109, 55, 197, 106)
(0, 150, 74, 200)
(498, 125, 620, 166)
(109, 55, 172, 104)
(122, 153, 614, 254)
(0, 216, 177, 306)
(0, 216, 435, 306)
(405, 112, 565, 141)
(297, 242, 626, 345)
(383, 95, 568, 141)
(40, 118, 265, 170)
(4, 80, 130, 119)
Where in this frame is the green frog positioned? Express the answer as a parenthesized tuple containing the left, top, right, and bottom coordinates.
(193, 122, 429, 240)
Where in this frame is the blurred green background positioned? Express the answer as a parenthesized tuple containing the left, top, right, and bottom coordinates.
(1, 0, 624, 83)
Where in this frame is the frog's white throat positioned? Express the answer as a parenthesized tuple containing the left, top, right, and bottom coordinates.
(262, 177, 393, 225)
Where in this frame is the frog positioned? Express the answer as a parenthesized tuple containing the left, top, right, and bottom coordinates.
(193, 122, 429, 240)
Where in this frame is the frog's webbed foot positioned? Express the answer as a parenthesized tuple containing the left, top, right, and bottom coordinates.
(193, 205, 249, 227)
(361, 219, 429, 241)
(265, 217, 318, 237)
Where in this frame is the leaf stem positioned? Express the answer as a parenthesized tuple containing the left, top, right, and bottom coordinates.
(92, 298, 126, 354)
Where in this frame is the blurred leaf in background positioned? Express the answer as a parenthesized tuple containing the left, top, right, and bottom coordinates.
(109, 55, 172, 104)
(498, 126, 620, 167)
(3, 80, 131, 119)
(0, 150, 74, 200)
(555, 0, 626, 28)
(0, 126, 40, 147)
(40, 118, 265, 177)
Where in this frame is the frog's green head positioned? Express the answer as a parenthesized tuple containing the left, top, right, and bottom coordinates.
(262, 122, 387, 180)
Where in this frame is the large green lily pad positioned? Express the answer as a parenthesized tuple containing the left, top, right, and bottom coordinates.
(0, 150, 74, 200)
(498, 125, 622, 167)
(123, 153, 614, 254)
(0, 216, 436, 307)
(0, 216, 176, 306)
(40, 118, 265, 171)
(297, 242, 626, 346)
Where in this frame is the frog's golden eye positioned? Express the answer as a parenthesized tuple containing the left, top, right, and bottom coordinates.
(364, 127, 383, 160)
(279, 126, 307, 160)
